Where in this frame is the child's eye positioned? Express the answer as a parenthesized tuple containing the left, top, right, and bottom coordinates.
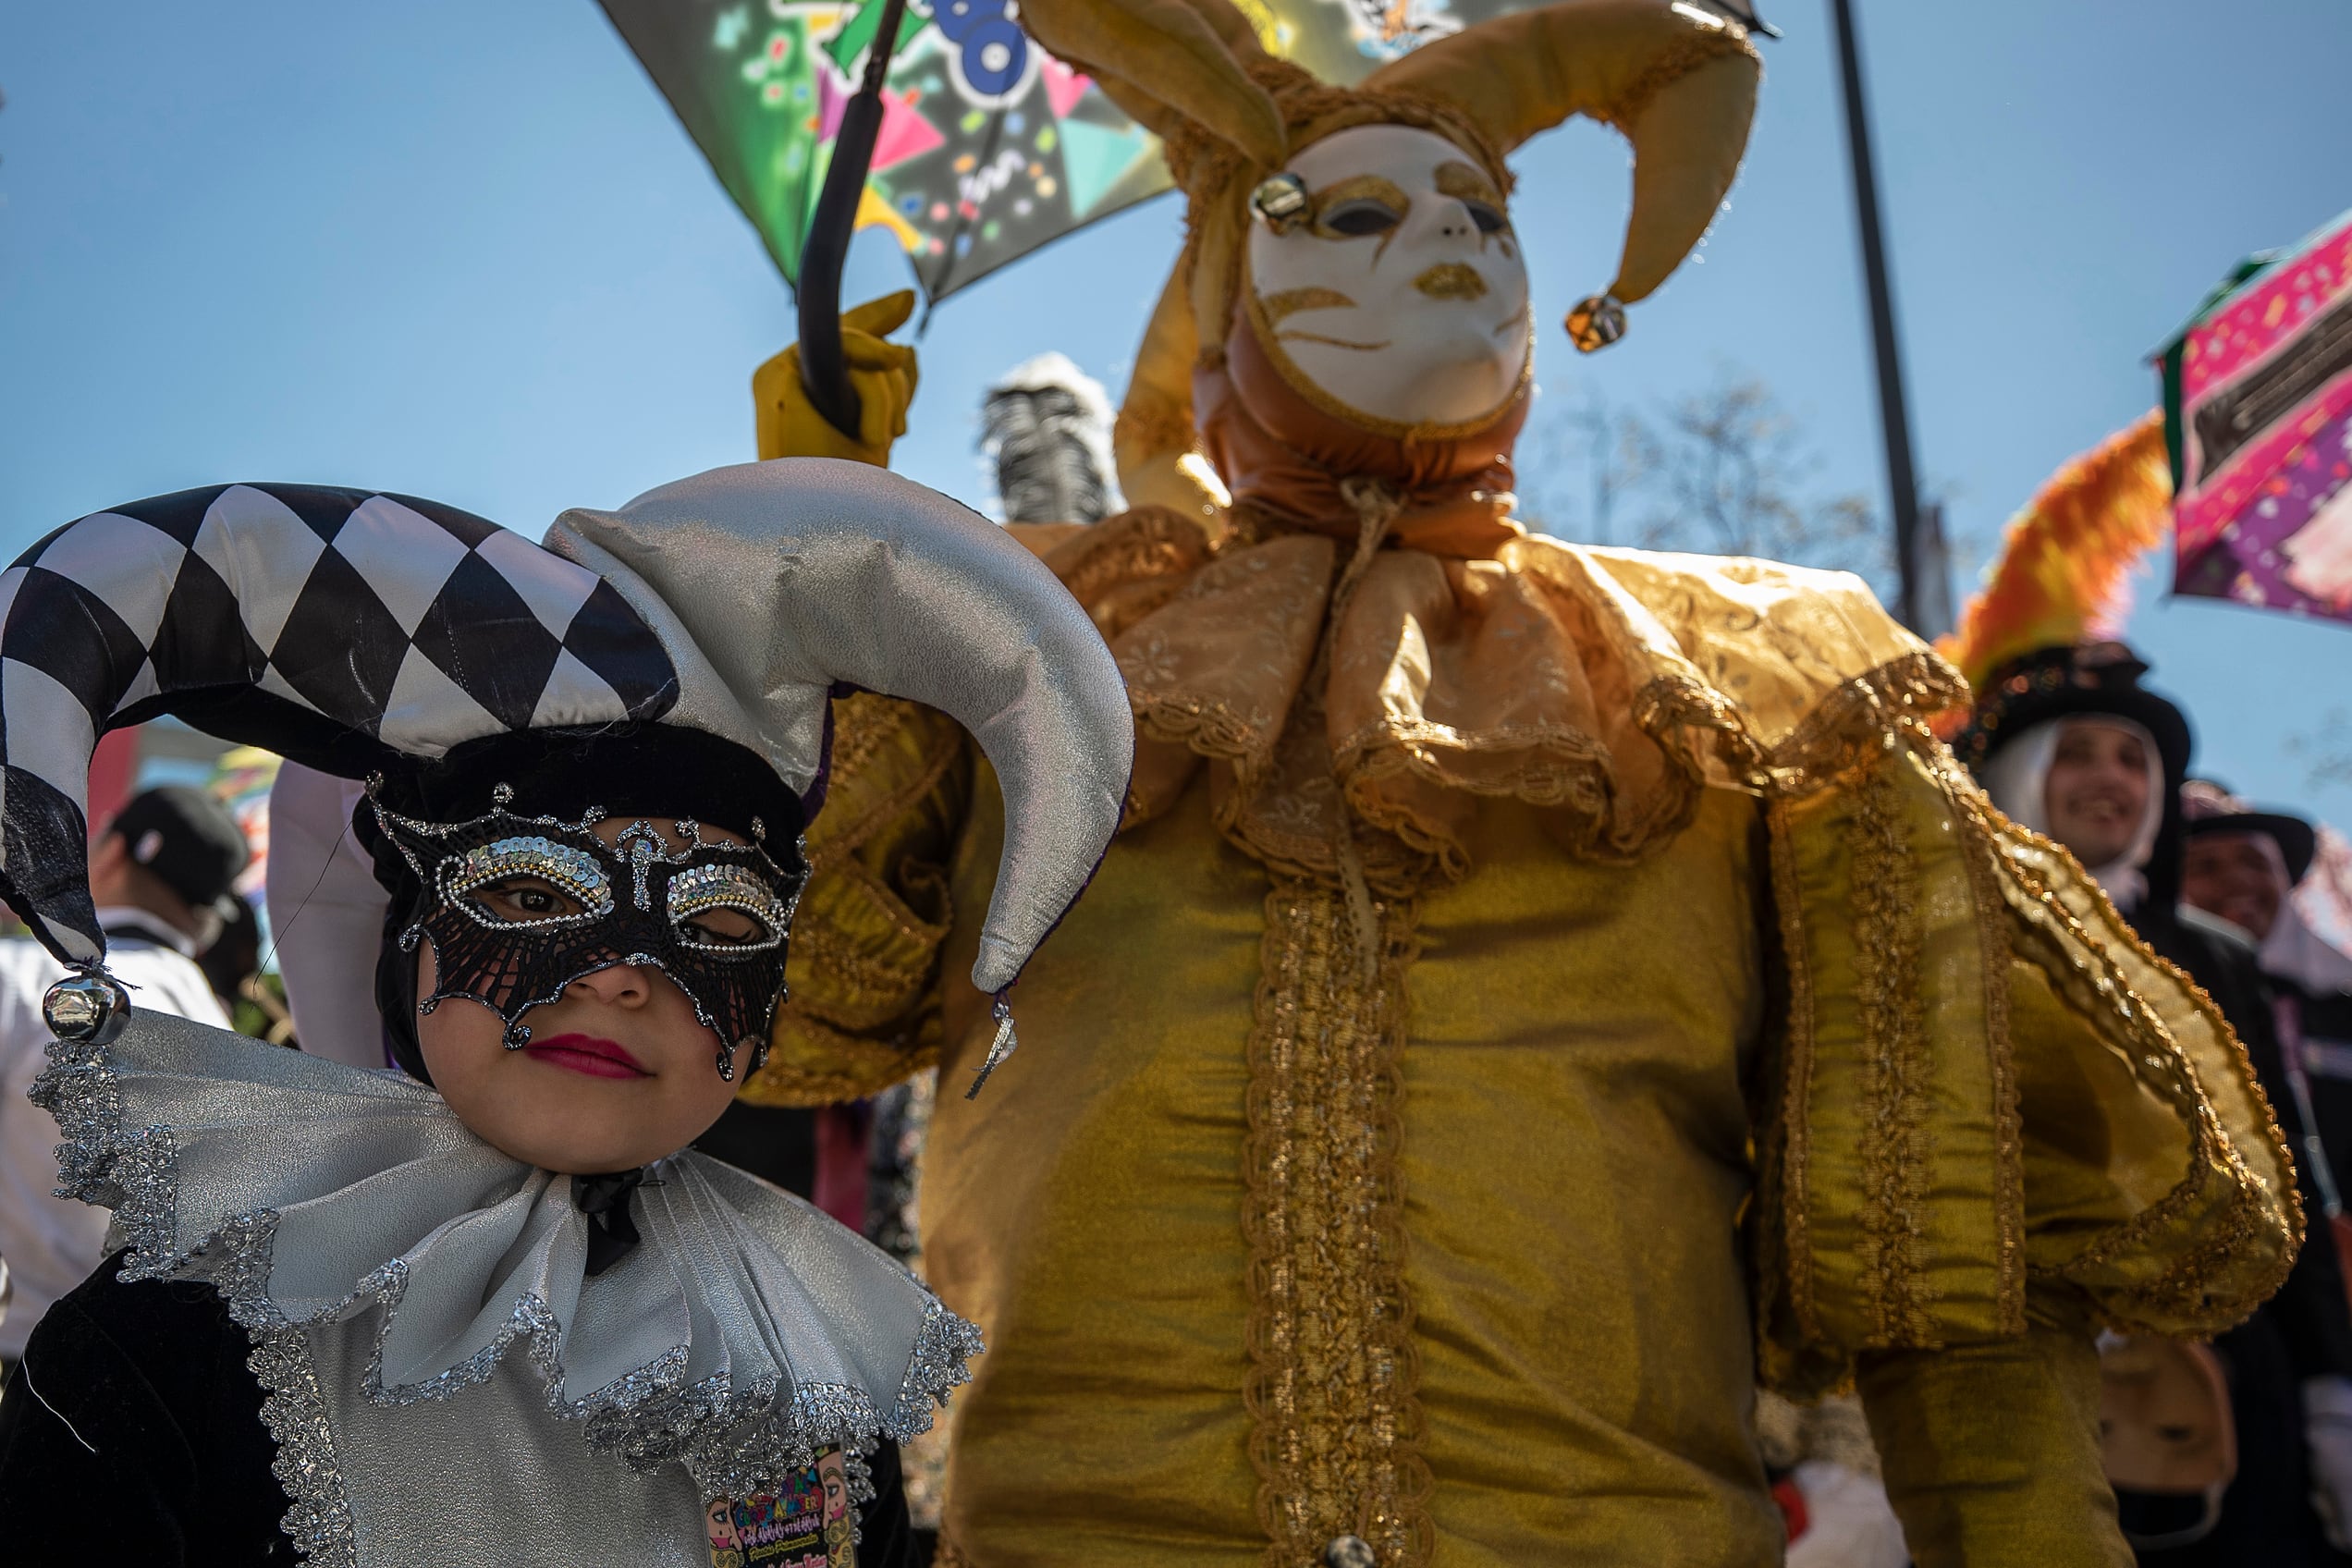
(678, 908, 771, 948)
(666, 864, 790, 956)
(472, 876, 584, 925)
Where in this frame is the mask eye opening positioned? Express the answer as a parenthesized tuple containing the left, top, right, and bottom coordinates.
(1317, 199, 1403, 239)
(1464, 201, 1508, 236)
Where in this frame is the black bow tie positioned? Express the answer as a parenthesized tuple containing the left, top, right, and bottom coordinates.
(573, 1168, 646, 1277)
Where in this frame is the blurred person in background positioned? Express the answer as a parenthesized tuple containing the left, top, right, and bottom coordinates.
(2182, 782, 2352, 1290)
(1957, 643, 2352, 1564)
(0, 785, 246, 1367)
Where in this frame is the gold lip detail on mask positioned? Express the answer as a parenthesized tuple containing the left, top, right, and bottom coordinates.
(1414, 263, 1488, 300)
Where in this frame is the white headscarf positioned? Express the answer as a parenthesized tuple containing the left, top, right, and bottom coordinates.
(1979, 715, 2168, 912)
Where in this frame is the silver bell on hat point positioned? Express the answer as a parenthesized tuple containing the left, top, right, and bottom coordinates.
(1251, 171, 1311, 233)
(44, 971, 131, 1046)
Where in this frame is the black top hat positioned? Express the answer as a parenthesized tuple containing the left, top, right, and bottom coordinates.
(1949, 642, 2193, 786)
(2181, 780, 2319, 888)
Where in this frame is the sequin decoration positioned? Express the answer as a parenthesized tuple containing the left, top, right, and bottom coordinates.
(667, 864, 796, 956)
(440, 838, 616, 929)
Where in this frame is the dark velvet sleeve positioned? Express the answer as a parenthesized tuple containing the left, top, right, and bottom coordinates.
(0, 1253, 297, 1563)
(855, 1437, 925, 1568)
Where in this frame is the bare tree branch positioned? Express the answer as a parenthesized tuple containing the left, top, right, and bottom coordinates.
(1522, 369, 1893, 597)
(2292, 710, 2352, 793)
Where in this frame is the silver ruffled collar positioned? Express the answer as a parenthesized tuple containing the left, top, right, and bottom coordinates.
(32, 1009, 979, 1547)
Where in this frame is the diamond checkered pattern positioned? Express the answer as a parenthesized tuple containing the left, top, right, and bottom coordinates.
(0, 483, 678, 963)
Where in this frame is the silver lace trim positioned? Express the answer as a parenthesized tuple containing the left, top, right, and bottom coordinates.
(30, 1028, 986, 1539)
(250, 1326, 359, 1568)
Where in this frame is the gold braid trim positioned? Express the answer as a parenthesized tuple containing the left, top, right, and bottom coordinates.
(1937, 732, 2027, 1336)
(1949, 771, 2301, 1333)
(1847, 761, 1937, 1344)
(1112, 400, 1203, 467)
(1599, 24, 1762, 130)
(1243, 878, 1432, 1568)
(1763, 798, 1821, 1344)
(1753, 653, 1972, 796)
(778, 865, 950, 1013)
(806, 720, 965, 877)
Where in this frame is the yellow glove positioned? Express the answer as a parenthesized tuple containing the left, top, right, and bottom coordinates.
(753, 290, 921, 466)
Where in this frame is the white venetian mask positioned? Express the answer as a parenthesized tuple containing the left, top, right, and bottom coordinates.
(1243, 123, 1533, 433)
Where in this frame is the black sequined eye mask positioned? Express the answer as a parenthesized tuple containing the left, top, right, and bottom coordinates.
(370, 782, 809, 1082)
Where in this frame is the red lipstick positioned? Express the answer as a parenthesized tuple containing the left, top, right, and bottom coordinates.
(522, 1033, 649, 1080)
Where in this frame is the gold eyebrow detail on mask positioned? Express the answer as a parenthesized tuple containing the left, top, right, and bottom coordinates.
(1434, 161, 1506, 212)
(1310, 175, 1412, 234)
(1257, 286, 1360, 323)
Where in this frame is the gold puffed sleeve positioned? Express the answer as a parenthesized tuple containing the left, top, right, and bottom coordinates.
(1750, 726, 2299, 1567)
(1753, 729, 2297, 1380)
(738, 692, 974, 1107)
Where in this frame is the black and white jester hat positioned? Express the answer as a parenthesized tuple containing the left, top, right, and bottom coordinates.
(0, 456, 1132, 999)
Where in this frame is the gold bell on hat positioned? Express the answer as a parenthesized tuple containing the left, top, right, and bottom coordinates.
(1564, 292, 1627, 353)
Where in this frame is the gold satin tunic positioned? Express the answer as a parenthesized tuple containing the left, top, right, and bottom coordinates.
(746, 513, 2297, 1568)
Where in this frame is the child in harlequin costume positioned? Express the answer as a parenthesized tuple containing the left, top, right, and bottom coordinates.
(738, 4, 2299, 1564)
(0, 461, 1133, 1566)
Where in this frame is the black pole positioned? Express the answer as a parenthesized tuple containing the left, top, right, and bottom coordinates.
(1827, 0, 1924, 631)
(797, 0, 912, 440)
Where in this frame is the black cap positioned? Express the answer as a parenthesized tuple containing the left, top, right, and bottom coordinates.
(2181, 779, 2318, 887)
(108, 786, 251, 916)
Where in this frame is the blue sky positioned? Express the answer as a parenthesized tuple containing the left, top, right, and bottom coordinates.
(3, 0, 2346, 820)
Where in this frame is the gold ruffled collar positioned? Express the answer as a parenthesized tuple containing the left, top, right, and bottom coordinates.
(1015, 508, 1963, 895)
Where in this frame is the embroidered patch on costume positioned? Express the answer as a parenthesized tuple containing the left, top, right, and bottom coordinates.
(705, 1449, 855, 1567)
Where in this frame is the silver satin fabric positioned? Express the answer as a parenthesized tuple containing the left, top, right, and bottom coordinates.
(546, 458, 1133, 995)
(302, 1327, 711, 1568)
(33, 1007, 981, 1567)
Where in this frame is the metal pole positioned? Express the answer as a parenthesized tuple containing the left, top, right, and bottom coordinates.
(1827, 0, 1924, 630)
